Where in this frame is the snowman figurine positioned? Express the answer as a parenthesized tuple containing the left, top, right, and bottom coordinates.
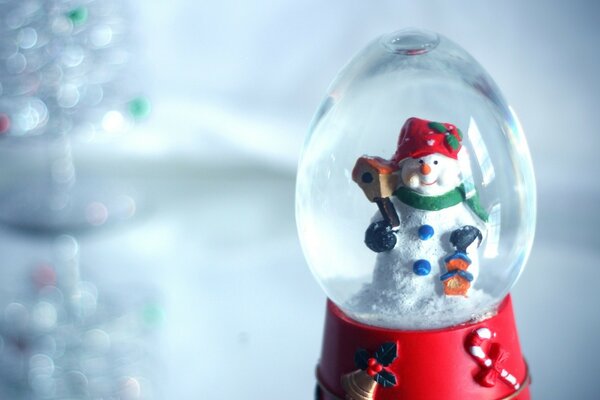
(349, 117, 489, 328)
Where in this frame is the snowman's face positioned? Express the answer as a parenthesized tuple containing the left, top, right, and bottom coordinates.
(399, 154, 461, 195)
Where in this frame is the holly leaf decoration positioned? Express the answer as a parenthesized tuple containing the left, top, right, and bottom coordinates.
(375, 369, 397, 388)
(457, 128, 464, 140)
(375, 342, 397, 366)
(445, 134, 460, 150)
(354, 348, 370, 370)
(428, 121, 447, 133)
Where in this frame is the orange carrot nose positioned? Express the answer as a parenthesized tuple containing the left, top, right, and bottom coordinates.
(420, 163, 432, 175)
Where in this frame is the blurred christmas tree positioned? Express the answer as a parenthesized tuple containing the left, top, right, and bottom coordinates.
(0, 0, 150, 230)
(0, 235, 162, 399)
(0, 1, 160, 398)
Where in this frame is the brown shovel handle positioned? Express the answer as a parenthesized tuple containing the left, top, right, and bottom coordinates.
(375, 197, 399, 229)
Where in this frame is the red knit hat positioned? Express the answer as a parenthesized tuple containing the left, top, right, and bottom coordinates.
(391, 117, 463, 163)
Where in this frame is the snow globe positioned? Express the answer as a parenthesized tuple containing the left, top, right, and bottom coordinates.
(296, 29, 535, 400)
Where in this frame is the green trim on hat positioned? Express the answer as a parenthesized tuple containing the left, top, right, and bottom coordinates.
(446, 135, 460, 150)
(428, 121, 447, 133)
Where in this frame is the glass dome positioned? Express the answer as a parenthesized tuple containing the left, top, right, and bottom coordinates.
(295, 29, 536, 330)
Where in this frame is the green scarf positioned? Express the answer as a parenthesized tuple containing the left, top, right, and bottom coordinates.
(393, 184, 489, 222)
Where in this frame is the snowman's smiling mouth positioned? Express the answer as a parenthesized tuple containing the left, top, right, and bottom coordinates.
(420, 179, 438, 186)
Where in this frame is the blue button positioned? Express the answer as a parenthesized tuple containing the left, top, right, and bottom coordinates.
(418, 224, 434, 240)
(413, 259, 431, 276)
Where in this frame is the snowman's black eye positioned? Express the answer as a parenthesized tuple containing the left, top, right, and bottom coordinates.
(434, 160, 438, 165)
(419, 160, 424, 164)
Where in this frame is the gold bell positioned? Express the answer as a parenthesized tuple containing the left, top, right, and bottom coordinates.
(341, 369, 377, 400)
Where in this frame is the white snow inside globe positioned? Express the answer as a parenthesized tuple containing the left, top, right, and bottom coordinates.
(295, 29, 536, 330)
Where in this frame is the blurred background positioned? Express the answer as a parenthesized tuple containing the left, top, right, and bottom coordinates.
(0, 0, 598, 399)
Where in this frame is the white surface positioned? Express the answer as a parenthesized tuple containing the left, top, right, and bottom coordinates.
(0, 166, 325, 399)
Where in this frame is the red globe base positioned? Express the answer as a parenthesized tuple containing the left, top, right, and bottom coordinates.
(316, 295, 530, 400)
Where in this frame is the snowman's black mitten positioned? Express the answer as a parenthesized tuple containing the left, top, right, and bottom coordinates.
(450, 225, 483, 253)
(365, 220, 397, 253)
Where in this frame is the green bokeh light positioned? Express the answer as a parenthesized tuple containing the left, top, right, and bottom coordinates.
(128, 96, 152, 120)
(142, 302, 164, 327)
(67, 7, 89, 26)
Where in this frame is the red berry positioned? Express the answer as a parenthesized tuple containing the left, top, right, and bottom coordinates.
(0, 113, 10, 134)
(367, 368, 377, 377)
(367, 358, 377, 367)
(374, 364, 383, 373)
(32, 264, 56, 287)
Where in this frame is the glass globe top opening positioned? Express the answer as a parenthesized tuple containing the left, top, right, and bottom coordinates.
(382, 29, 439, 55)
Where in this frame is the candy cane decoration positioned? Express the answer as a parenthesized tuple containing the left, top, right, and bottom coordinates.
(467, 327, 520, 391)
